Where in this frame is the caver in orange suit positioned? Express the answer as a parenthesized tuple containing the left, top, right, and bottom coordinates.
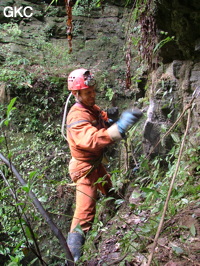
(65, 68, 142, 262)
(67, 102, 117, 233)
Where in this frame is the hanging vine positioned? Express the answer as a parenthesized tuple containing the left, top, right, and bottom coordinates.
(125, 0, 158, 73)
(125, 37, 132, 90)
(65, 0, 76, 53)
(124, 0, 158, 91)
(138, 0, 158, 69)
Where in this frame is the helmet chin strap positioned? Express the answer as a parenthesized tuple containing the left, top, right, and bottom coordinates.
(61, 92, 72, 140)
(75, 91, 82, 103)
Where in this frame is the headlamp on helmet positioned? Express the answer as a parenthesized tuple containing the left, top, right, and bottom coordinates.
(83, 70, 96, 87)
(68, 68, 96, 91)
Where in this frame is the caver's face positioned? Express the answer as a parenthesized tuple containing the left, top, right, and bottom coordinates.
(78, 87, 96, 106)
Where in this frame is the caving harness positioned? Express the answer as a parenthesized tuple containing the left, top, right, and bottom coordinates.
(61, 96, 109, 182)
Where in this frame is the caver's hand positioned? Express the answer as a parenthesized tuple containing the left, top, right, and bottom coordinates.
(116, 109, 143, 134)
(107, 107, 119, 121)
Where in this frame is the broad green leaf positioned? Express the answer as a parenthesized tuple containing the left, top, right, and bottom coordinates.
(22, 185, 30, 193)
(0, 136, 5, 143)
(171, 244, 184, 254)
(181, 198, 188, 204)
(0, 247, 10, 255)
(38, 196, 47, 202)
(74, 224, 84, 235)
(29, 171, 37, 179)
(8, 261, 19, 265)
(29, 258, 38, 265)
(190, 224, 196, 236)
(7, 97, 17, 117)
(141, 187, 160, 195)
(171, 132, 180, 143)
(4, 119, 9, 126)
(140, 226, 151, 233)
(15, 202, 25, 206)
(103, 196, 114, 202)
(131, 191, 141, 199)
(115, 199, 124, 205)
(25, 226, 32, 240)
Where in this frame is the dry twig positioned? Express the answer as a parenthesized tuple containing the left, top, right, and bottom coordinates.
(147, 107, 192, 265)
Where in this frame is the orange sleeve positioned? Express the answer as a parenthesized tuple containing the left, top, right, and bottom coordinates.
(68, 118, 112, 153)
(67, 107, 114, 160)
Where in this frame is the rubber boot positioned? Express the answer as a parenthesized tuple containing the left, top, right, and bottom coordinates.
(67, 232, 85, 262)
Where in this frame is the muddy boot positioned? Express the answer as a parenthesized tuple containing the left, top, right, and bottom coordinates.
(67, 232, 85, 262)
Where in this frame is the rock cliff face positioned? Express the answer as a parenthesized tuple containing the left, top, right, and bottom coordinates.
(156, 0, 200, 62)
(0, 0, 129, 102)
(143, 0, 200, 154)
(143, 61, 200, 156)
(0, 0, 199, 151)
(0, 2, 199, 264)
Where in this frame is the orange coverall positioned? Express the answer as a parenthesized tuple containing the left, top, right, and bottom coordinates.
(67, 102, 114, 233)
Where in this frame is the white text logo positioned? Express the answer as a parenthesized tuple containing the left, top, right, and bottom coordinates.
(3, 6, 33, 18)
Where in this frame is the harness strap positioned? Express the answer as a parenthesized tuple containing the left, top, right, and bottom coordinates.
(83, 154, 104, 177)
(68, 154, 104, 185)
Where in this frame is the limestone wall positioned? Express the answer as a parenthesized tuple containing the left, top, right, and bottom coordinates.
(0, 0, 199, 150)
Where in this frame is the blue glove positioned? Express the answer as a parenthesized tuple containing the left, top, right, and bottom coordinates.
(116, 109, 143, 135)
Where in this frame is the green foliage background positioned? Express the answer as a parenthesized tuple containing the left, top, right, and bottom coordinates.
(0, 1, 199, 265)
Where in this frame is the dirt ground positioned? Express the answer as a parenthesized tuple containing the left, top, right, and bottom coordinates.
(83, 201, 200, 266)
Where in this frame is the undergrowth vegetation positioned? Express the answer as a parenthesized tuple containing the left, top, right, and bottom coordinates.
(81, 123, 199, 264)
(0, 97, 74, 265)
(1, 54, 199, 266)
(0, 1, 199, 265)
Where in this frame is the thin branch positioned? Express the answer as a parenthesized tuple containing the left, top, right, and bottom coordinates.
(0, 170, 47, 266)
(146, 87, 199, 160)
(0, 153, 75, 266)
(147, 107, 192, 265)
